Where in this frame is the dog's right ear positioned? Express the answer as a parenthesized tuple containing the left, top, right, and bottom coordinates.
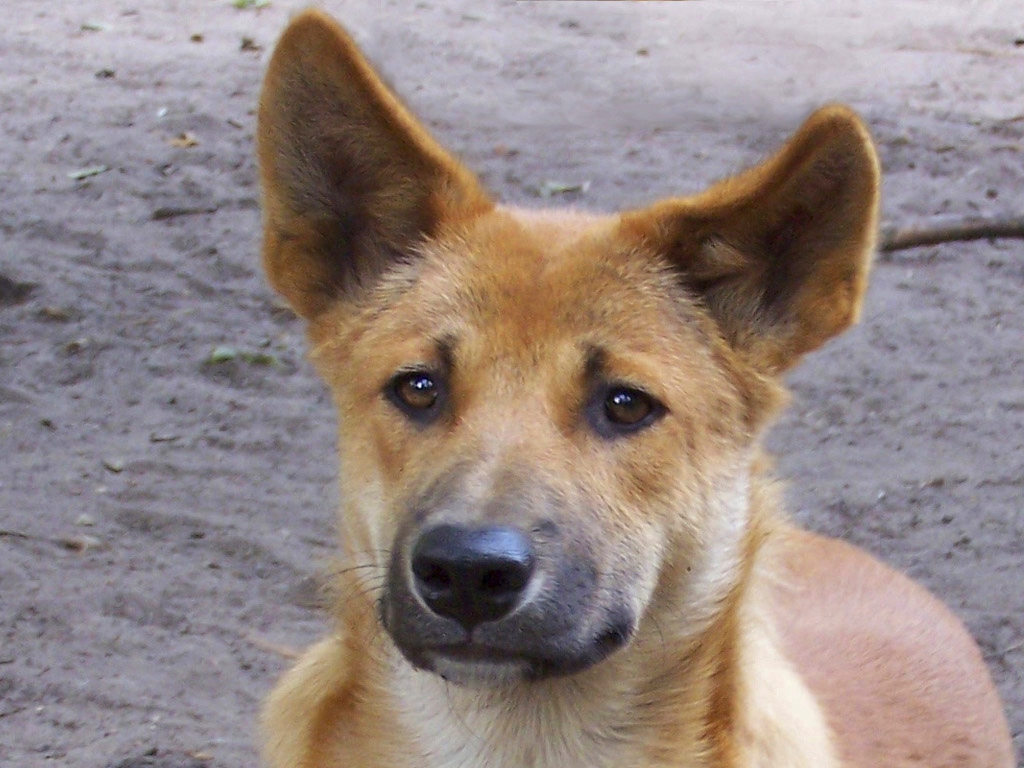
(257, 10, 492, 319)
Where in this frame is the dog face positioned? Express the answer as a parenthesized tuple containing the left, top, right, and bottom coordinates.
(257, 11, 879, 685)
(310, 209, 765, 682)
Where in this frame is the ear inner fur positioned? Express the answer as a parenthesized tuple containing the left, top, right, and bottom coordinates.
(619, 106, 881, 374)
(256, 9, 492, 318)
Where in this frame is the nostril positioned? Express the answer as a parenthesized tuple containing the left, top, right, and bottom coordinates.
(414, 560, 453, 592)
(479, 565, 528, 595)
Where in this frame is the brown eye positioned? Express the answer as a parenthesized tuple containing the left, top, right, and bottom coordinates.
(394, 372, 438, 411)
(604, 388, 654, 426)
(388, 370, 445, 423)
(587, 384, 664, 438)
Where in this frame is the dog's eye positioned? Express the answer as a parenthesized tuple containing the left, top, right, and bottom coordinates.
(605, 388, 654, 426)
(591, 385, 663, 437)
(388, 370, 443, 420)
(393, 372, 438, 410)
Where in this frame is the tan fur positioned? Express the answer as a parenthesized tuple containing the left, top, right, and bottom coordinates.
(256, 10, 1014, 768)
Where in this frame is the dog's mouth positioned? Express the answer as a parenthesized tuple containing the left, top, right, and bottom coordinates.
(381, 522, 640, 684)
(385, 610, 637, 684)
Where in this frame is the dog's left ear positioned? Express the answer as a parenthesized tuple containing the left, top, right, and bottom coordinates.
(620, 106, 880, 374)
(257, 10, 492, 319)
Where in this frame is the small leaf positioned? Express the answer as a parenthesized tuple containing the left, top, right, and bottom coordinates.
(40, 306, 73, 321)
(102, 458, 125, 474)
(240, 351, 278, 367)
(68, 166, 109, 181)
(60, 534, 103, 552)
(64, 337, 91, 354)
(168, 132, 199, 148)
(207, 346, 239, 364)
(535, 180, 590, 198)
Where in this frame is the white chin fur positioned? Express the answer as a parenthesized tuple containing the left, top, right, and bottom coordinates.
(428, 655, 530, 688)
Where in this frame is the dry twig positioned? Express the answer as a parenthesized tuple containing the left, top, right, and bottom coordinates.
(880, 216, 1024, 252)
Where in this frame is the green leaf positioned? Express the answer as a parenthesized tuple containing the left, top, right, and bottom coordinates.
(207, 346, 239, 364)
(68, 166, 110, 181)
(535, 180, 590, 198)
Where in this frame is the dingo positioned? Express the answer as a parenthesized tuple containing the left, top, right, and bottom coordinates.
(255, 10, 1014, 767)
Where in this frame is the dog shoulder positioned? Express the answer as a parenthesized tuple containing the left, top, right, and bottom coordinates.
(763, 528, 1015, 768)
(261, 635, 354, 768)
(735, 541, 841, 768)
(262, 631, 417, 767)
(716, 495, 840, 768)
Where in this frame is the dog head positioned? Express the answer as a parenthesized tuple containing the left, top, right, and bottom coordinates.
(257, 11, 879, 685)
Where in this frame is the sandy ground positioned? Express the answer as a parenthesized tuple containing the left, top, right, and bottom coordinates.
(1, 1, 1022, 765)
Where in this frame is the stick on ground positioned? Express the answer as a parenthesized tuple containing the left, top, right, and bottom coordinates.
(880, 216, 1024, 252)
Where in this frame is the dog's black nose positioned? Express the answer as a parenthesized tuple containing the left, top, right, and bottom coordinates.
(411, 525, 535, 629)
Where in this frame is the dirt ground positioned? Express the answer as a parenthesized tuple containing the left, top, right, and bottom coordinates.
(1, 1, 1022, 765)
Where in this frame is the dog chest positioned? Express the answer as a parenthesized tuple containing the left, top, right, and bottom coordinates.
(391, 666, 645, 768)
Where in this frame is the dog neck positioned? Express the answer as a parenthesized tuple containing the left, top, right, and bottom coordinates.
(386, 615, 741, 768)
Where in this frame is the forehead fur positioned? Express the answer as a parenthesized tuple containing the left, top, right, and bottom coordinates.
(309, 206, 782, 432)
(315, 208, 701, 366)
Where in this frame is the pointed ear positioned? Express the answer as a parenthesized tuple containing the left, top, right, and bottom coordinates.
(620, 106, 880, 374)
(256, 10, 492, 318)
